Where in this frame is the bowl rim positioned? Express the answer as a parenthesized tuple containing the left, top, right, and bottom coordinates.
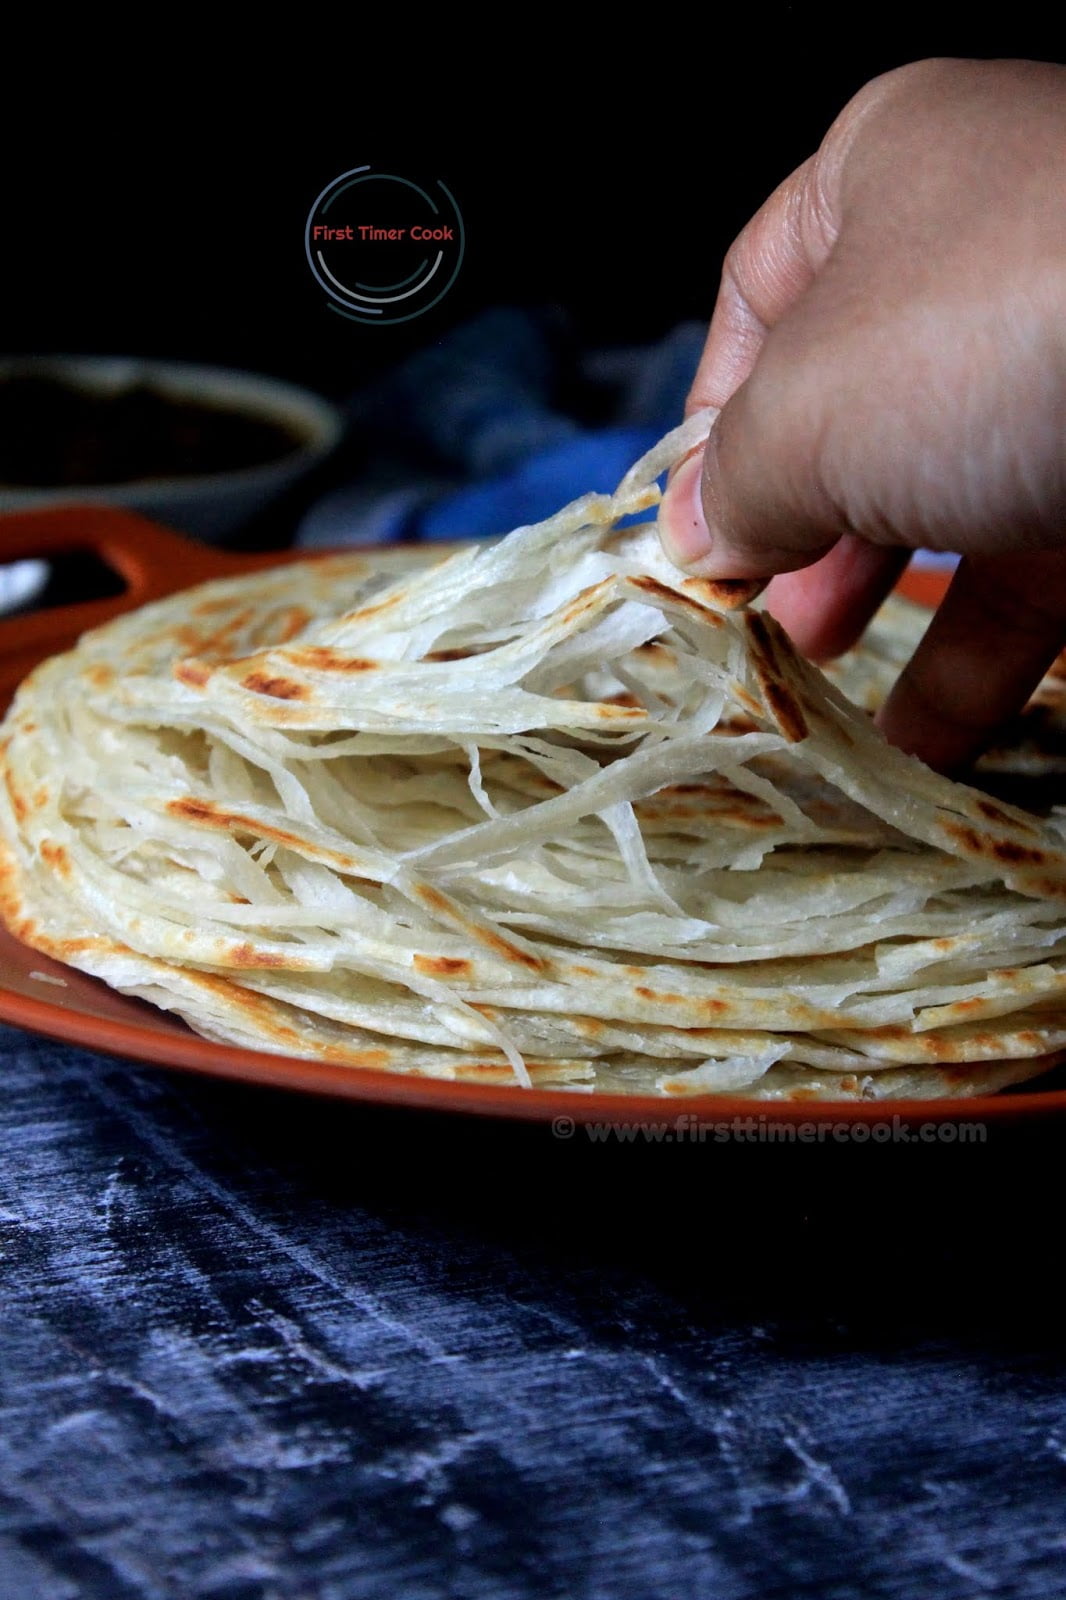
(0, 354, 344, 502)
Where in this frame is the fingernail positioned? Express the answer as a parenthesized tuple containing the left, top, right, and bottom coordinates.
(659, 452, 712, 570)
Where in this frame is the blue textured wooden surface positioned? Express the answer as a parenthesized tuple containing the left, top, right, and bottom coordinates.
(2, 1021, 1065, 1599)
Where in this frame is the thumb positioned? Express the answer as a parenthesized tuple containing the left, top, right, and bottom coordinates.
(659, 371, 844, 580)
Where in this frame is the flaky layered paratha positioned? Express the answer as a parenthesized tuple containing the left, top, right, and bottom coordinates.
(4, 409, 1066, 1100)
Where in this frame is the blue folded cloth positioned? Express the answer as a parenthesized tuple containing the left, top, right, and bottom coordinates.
(297, 310, 700, 549)
(415, 426, 662, 540)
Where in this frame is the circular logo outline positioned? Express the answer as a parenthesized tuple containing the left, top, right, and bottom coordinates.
(305, 165, 465, 326)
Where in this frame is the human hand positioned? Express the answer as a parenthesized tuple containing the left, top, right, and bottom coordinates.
(658, 57, 1066, 771)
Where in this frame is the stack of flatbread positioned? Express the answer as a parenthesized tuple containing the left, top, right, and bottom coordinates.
(4, 409, 1066, 1100)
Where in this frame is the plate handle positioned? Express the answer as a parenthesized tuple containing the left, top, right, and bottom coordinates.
(0, 505, 286, 702)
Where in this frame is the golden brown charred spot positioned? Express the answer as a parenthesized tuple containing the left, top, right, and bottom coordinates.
(570, 965, 596, 978)
(455, 1062, 520, 1083)
(174, 608, 255, 657)
(561, 582, 611, 625)
(453, 1058, 583, 1084)
(174, 658, 212, 689)
(630, 575, 684, 606)
(87, 664, 114, 688)
(319, 1043, 394, 1070)
(58, 934, 134, 960)
(33, 787, 49, 811)
(889, 1024, 973, 1062)
(413, 954, 473, 979)
(181, 969, 303, 1043)
(414, 883, 455, 917)
(344, 591, 403, 624)
(286, 648, 379, 674)
(728, 809, 778, 830)
(945, 823, 986, 855)
(732, 687, 763, 720)
(573, 1016, 605, 1037)
(476, 927, 544, 972)
(605, 692, 641, 708)
(629, 573, 733, 625)
(165, 798, 356, 872)
(227, 942, 306, 970)
(593, 703, 644, 720)
(5, 770, 27, 824)
(38, 839, 71, 880)
(933, 938, 955, 953)
(168, 797, 217, 824)
(641, 802, 698, 821)
(681, 576, 762, 611)
(637, 784, 780, 831)
(418, 883, 545, 972)
(995, 841, 1048, 866)
(975, 797, 1027, 829)
(745, 613, 809, 743)
(275, 606, 311, 643)
(215, 606, 253, 636)
(241, 671, 308, 700)
(424, 646, 476, 663)
(943, 821, 1046, 867)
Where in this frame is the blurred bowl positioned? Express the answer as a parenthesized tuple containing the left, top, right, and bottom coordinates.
(0, 357, 344, 543)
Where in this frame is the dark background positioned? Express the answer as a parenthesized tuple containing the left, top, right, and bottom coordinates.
(4, 24, 1064, 404)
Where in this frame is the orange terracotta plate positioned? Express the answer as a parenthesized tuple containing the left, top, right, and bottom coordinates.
(0, 509, 1061, 1124)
